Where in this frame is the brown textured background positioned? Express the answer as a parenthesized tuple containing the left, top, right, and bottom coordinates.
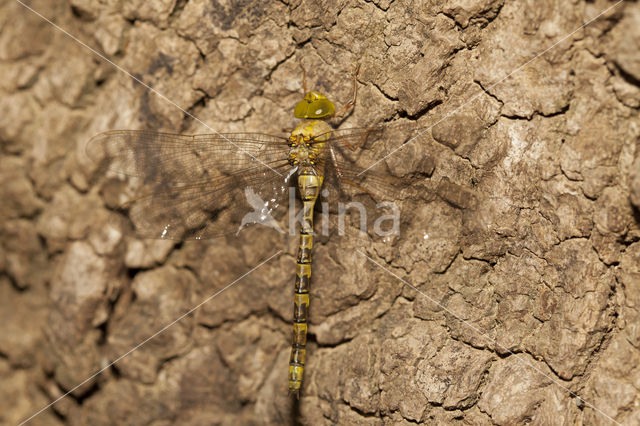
(1, 0, 639, 424)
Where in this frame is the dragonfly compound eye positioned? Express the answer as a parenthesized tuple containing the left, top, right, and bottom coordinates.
(294, 91, 335, 119)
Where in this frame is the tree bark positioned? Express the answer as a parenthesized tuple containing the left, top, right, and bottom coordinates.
(1, 0, 639, 424)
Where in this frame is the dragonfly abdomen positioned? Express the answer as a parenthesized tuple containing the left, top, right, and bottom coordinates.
(288, 170, 323, 396)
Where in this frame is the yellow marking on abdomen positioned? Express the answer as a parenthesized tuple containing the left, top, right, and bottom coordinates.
(288, 169, 325, 396)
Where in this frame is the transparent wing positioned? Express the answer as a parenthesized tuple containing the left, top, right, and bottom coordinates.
(315, 124, 431, 202)
(322, 124, 479, 211)
(311, 124, 478, 243)
(301, 125, 420, 242)
(86, 130, 293, 239)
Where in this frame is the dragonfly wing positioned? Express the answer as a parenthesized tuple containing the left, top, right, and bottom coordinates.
(315, 124, 442, 242)
(317, 124, 423, 202)
(87, 130, 294, 239)
(324, 124, 477, 210)
(86, 130, 291, 182)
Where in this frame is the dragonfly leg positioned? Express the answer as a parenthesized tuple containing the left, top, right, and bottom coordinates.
(299, 57, 308, 94)
(330, 146, 346, 179)
(334, 64, 360, 119)
(343, 127, 374, 152)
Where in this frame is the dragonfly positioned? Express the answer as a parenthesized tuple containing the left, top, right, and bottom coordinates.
(86, 67, 437, 397)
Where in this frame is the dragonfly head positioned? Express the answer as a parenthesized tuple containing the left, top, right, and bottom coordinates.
(294, 91, 335, 119)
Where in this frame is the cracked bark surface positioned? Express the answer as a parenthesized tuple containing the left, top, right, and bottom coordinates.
(1, 0, 639, 425)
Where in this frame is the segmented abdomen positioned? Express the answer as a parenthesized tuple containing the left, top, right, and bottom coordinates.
(288, 171, 323, 396)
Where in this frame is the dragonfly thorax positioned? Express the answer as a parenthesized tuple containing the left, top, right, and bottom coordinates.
(288, 120, 332, 167)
